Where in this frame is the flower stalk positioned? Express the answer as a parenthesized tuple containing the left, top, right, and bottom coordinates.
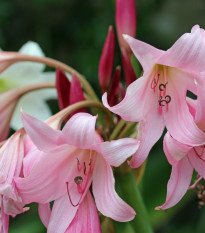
(6, 54, 99, 101)
(116, 170, 153, 233)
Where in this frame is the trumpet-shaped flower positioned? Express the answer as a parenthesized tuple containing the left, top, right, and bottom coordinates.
(156, 94, 205, 210)
(0, 129, 29, 233)
(103, 25, 205, 168)
(15, 112, 139, 233)
(0, 41, 56, 131)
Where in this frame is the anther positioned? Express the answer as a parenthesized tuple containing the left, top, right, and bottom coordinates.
(74, 176, 83, 185)
(76, 158, 81, 171)
(83, 162, 86, 175)
(151, 73, 160, 92)
(159, 82, 168, 91)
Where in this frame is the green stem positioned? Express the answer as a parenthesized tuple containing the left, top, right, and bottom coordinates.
(11, 54, 99, 101)
(116, 170, 153, 233)
(118, 122, 137, 139)
(46, 100, 114, 129)
(109, 119, 126, 140)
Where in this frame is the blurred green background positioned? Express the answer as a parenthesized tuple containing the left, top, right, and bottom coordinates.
(2, 0, 205, 232)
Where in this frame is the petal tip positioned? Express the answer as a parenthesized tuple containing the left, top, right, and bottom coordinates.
(122, 34, 130, 40)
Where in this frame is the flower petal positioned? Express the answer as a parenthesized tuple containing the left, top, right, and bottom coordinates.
(123, 35, 164, 73)
(0, 198, 9, 233)
(38, 203, 51, 228)
(163, 132, 192, 166)
(47, 194, 78, 233)
(21, 112, 63, 152)
(97, 138, 139, 167)
(188, 148, 205, 178)
(92, 156, 135, 222)
(195, 72, 205, 123)
(15, 145, 77, 204)
(65, 191, 102, 233)
(164, 68, 205, 146)
(129, 103, 165, 168)
(102, 74, 155, 122)
(62, 113, 97, 149)
(158, 25, 205, 74)
(156, 157, 193, 210)
(0, 131, 24, 200)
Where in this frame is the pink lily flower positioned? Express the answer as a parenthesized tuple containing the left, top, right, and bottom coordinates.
(0, 130, 29, 233)
(15, 112, 139, 233)
(156, 86, 205, 210)
(103, 25, 205, 168)
(99, 26, 115, 93)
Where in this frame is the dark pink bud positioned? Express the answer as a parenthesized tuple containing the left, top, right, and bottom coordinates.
(70, 74, 87, 115)
(99, 26, 115, 93)
(121, 48, 136, 86)
(56, 68, 70, 110)
(108, 66, 125, 106)
(116, 0, 137, 56)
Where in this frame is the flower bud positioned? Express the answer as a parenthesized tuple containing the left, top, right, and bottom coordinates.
(115, 0, 137, 56)
(121, 48, 136, 86)
(108, 66, 125, 106)
(56, 68, 70, 110)
(99, 26, 115, 93)
(70, 74, 87, 115)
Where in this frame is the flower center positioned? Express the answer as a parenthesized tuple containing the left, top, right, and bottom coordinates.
(150, 65, 172, 114)
(66, 150, 95, 207)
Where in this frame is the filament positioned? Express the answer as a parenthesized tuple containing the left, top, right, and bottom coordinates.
(193, 147, 205, 162)
(66, 182, 83, 207)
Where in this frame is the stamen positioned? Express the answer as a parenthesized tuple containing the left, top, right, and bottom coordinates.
(74, 176, 83, 185)
(158, 95, 171, 107)
(76, 158, 81, 171)
(151, 73, 160, 92)
(89, 159, 92, 166)
(83, 162, 86, 175)
(193, 147, 205, 162)
(66, 182, 83, 207)
(159, 82, 168, 92)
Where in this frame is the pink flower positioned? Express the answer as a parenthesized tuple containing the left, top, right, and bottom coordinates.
(15, 112, 139, 233)
(156, 93, 205, 210)
(103, 25, 205, 168)
(0, 130, 29, 233)
(99, 26, 115, 93)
